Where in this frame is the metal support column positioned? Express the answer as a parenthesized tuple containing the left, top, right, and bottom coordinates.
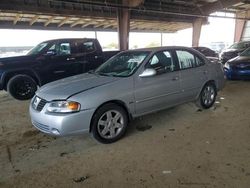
(192, 18, 203, 47)
(234, 12, 246, 42)
(117, 0, 130, 51)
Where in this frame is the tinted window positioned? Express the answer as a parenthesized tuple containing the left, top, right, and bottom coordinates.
(47, 42, 71, 55)
(27, 42, 49, 55)
(58, 43, 71, 55)
(78, 41, 95, 53)
(147, 51, 176, 74)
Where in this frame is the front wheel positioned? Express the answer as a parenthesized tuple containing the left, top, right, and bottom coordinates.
(7, 74, 37, 100)
(197, 83, 217, 109)
(91, 103, 128, 144)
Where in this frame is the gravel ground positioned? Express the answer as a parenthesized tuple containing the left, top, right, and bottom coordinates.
(0, 81, 250, 188)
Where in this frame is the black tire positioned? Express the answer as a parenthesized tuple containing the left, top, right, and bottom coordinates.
(197, 82, 217, 109)
(7, 74, 37, 100)
(91, 103, 128, 144)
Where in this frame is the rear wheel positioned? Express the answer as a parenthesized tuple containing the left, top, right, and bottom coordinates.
(7, 74, 37, 100)
(197, 82, 217, 109)
(91, 103, 128, 144)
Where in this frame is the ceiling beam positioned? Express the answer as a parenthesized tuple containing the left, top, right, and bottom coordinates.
(13, 13, 21, 25)
(29, 15, 39, 25)
(44, 16, 55, 27)
(58, 17, 70, 27)
(200, 0, 243, 15)
(70, 18, 83, 27)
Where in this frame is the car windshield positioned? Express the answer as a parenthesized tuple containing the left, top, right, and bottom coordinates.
(240, 47, 250, 56)
(27, 42, 50, 55)
(229, 42, 250, 50)
(95, 51, 150, 77)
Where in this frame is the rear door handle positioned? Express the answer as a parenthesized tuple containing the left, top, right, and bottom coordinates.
(203, 70, 208, 74)
(67, 57, 75, 61)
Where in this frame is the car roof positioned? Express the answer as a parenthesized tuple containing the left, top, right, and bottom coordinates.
(41, 38, 96, 43)
(128, 46, 197, 53)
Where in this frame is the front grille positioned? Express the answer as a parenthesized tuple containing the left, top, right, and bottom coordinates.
(32, 96, 47, 112)
(36, 99, 47, 111)
(32, 120, 50, 133)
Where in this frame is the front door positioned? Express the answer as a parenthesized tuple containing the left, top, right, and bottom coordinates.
(43, 40, 79, 83)
(134, 50, 182, 115)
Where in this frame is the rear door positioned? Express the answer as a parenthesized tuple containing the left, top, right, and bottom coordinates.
(74, 39, 104, 72)
(134, 50, 182, 115)
(175, 49, 208, 101)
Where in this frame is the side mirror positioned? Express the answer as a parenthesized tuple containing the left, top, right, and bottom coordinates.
(139, 68, 157, 78)
(44, 50, 57, 56)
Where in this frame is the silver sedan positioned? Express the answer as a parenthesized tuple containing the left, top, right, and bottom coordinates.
(30, 47, 225, 143)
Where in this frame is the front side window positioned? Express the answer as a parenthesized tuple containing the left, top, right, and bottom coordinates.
(147, 51, 175, 74)
(95, 51, 150, 77)
(58, 43, 71, 55)
(46, 42, 71, 56)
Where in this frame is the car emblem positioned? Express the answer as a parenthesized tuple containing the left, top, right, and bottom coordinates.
(33, 97, 41, 110)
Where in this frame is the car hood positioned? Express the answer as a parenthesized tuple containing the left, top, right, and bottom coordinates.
(228, 56, 250, 65)
(0, 55, 34, 64)
(36, 73, 121, 101)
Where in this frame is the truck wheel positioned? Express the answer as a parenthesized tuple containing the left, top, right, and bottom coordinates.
(91, 103, 128, 144)
(7, 75, 37, 100)
(196, 82, 217, 109)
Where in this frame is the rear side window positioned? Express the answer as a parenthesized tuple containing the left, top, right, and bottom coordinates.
(176, 50, 204, 69)
(78, 41, 95, 53)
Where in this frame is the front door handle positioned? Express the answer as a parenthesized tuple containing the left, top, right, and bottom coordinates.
(67, 57, 75, 61)
(203, 70, 208, 74)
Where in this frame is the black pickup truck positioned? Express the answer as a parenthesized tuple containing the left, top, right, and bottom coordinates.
(0, 38, 119, 100)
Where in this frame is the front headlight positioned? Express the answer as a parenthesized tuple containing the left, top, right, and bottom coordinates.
(47, 101, 81, 113)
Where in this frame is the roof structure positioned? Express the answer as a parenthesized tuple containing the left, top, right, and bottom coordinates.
(0, 0, 248, 32)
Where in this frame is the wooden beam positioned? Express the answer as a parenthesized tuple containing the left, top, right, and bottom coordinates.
(81, 22, 98, 28)
(103, 20, 116, 28)
(29, 15, 39, 25)
(201, 0, 243, 15)
(70, 18, 82, 27)
(13, 13, 20, 25)
(58, 17, 70, 27)
(44, 16, 55, 27)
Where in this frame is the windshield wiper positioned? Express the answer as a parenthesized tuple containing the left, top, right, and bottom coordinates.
(95, 72, 113, 77)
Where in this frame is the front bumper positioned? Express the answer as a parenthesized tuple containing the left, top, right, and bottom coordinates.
(29, 101, 95, 136)
(224, 67, 250, 80)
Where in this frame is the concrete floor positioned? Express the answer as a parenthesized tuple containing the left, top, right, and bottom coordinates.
(0, 81, 250, 188)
